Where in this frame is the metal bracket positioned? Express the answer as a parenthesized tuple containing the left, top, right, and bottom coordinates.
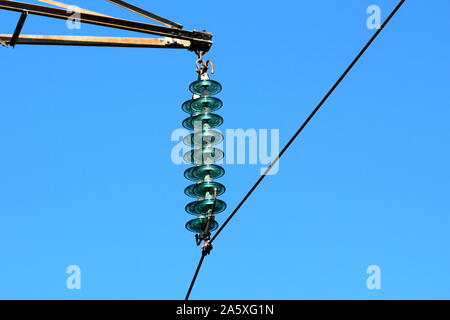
(10, 10, 28, 48)
(201, 239, 213, 256)
(195, 232, 210, 246)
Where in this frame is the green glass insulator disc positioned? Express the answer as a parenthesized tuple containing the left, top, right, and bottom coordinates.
(182, 99, 194, 114)
(185, 181, 226, 198)
(189, 80, 222, 96)
(183, 129, 223, 147)
(185, 199, 227, 215)
(182, 113, 224, 130)
(185, 217, 218, 233)
(184, 164, 225, 181)
(182, 97, 223, 114)
(183, 148, 224, 165)
(190, 97, 223, 113)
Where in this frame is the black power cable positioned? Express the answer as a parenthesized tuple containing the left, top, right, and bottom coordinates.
(185, 0, 407, 300)
(185, 254, 206, 300)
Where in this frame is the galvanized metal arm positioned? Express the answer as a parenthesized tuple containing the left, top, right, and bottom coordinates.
(0, 34, 191, 48)
(0, 0, 212, 52)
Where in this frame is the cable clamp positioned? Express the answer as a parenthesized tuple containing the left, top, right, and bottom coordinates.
(201, 239, 213, 256)
(195, 232, 210, 246)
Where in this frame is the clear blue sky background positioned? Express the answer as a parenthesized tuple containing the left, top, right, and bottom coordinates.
(0, 0, 449, 300)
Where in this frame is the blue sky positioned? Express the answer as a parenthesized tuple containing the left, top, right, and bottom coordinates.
(0, 0, 449, 299)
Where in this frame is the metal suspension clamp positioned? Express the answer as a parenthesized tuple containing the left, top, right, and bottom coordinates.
(201, 239, 213, 256)
(195, 231, 211, 246)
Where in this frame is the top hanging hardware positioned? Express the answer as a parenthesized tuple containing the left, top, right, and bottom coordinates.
(195, 51, 214, 78)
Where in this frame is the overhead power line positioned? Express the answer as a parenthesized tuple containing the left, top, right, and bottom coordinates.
(185, 0, 407, 300)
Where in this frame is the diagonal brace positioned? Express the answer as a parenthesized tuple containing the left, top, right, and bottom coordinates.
(107, 0, 182, 29)
(10, 10, 28, 47)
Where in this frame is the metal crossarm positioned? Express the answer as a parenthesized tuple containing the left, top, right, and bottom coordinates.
(107, 0, 183, 29)
(0, 0, 212, 52)
(0, 34, 191, 48)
